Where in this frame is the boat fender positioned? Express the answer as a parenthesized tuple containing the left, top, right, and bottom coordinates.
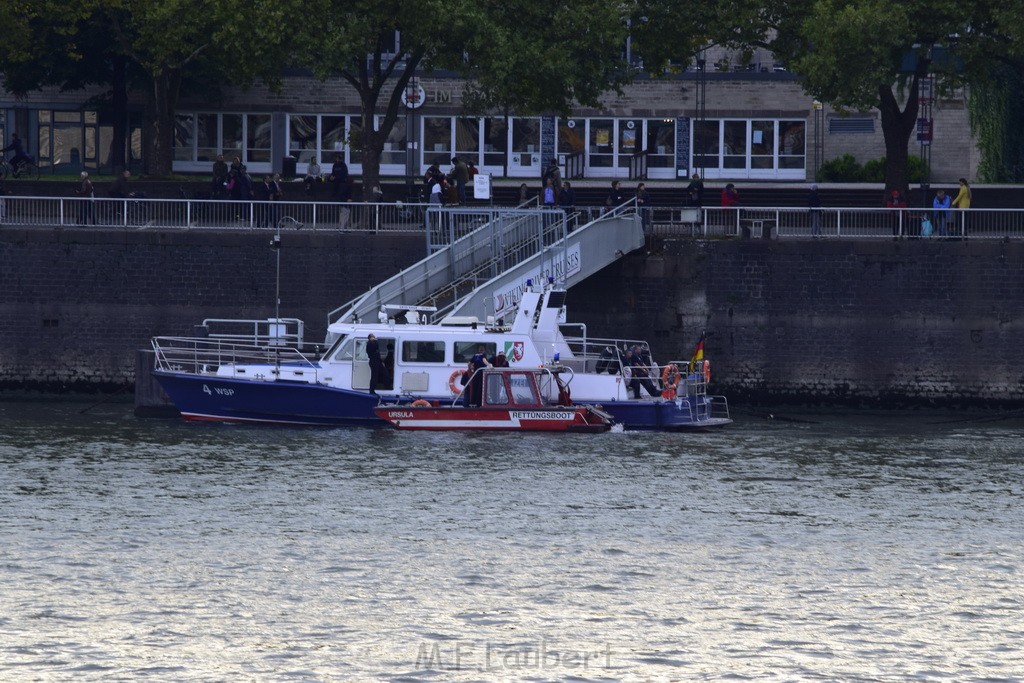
(411, 399, 431, 407)
(703, 360, 711, 383)
(448, 370, 465, 395)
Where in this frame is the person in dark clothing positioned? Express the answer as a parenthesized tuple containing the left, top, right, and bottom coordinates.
(366, 334, 385, 395)
(212, 154, 228, 197)
(109, 170, 135, 199)
(685, 172, 704, 207)
(331, 154, 349, 201)
(606, 180, 626, 210)
(2, 133, 31, 174)
(464, 345, 492, 406)
(254, 176, 273, 227)
(808, 184, 823, 237)
(625, 346, 660, 399)
(237, 166, 254, 200)
(491, 350, 509, 367)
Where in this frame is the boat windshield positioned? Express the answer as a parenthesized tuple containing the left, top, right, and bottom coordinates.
(509, 372, 538, 404)
(325, 335, 351, 361)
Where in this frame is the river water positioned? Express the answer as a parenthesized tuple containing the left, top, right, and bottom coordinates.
(1, 401, 1022, 681)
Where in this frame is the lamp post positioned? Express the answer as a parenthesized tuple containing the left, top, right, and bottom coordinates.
(271, 216, 304, 371)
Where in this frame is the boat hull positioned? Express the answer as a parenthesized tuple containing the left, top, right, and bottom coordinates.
(153, 371, 730, 430)
(374, 406, 611, 432)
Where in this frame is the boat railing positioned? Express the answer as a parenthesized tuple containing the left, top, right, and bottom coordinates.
(199, 317, 308, 349)
(559, 335, 651, 374)
(151, 335, 321, 380)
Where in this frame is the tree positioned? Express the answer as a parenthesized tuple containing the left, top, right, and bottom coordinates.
(636, 0, 998, 192)
(0, 0, 297, 176)
(105, 0, 297, 175)
(294, 0, 631, 199)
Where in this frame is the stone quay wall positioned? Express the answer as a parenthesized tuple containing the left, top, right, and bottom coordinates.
(3, 227, 1023, 407)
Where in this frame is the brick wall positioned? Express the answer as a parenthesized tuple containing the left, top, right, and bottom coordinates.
(4, 228, 1022, 406)
(0, 228, 424, 391)
(565, 238, 1024, 407)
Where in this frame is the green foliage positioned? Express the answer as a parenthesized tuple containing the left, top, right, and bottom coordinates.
(817, 154, 863, 182)
(818, 154, 927, 182)
(969, 61, 1024, 182)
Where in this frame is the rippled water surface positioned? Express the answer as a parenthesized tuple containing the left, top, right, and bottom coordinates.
(1, 402, 1022, 681)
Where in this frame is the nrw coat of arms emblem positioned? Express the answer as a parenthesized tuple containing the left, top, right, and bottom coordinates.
(504, 341, 525, 363)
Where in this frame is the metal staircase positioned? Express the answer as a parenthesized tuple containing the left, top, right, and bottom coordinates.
(329, 202, 644, 328)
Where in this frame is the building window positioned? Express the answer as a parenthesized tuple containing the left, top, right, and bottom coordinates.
(424, 116, 451, 158)
(382, 118, 407, 166)
(646, 119, 675, 168)
(483, 117, 507, 167)
(691, 118, 806, 177)
(558, 118, 586, 156)
(174, 114, 194, 161)
(455, 117, 480, 165)
(289, 115, 318, 163)
(247, 114, 272, 163)
(779, 121, 806, 169)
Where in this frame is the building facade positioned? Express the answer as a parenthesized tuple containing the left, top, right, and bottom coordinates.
(2, 68, 977, 183)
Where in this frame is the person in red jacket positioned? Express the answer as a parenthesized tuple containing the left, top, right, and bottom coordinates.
(721, 183, 740, 234)
(885, 188, 907, 238)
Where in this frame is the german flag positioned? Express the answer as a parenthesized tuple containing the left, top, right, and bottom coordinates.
(688, 331, 706, 373)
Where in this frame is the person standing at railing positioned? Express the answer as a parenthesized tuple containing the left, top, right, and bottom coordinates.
(885, 189, 906, 238)
(254, 176, 272, 227)
(686, 172, 704, 207)
(558, 181, 577, 229)
(543, 158, 563, 196)
(331, 153, 349, 201)
(270, 173, 283, 228)
(449, 156, 469, 205)
(303, 157, 322, 194)
(721, 183, 740, 235)
(606, 180, 626, 213)
(808, 184, 823, 237)
(542, 177, 557, 207)
(212, 154, 228, 198)
(636, 182, 651, 234)
(932, 188, 951, 237)
(951, 177, 971, 236)
(76, 171, 96, 225)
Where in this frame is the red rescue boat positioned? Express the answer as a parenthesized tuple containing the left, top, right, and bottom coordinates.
(374, 366, 613, 433)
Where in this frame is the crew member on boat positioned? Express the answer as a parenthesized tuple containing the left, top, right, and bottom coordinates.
(491, 350, 509, 367)
(465, 345, 492, 406)
(367, 334, 385, 395)
(626, 346, 660, 399)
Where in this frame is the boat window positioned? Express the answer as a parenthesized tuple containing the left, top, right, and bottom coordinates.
(401, 340, 446, 363)
(509, 373, 536, 404)
(353, 339, 368, 362)
(454, 341, 496, 362)
(325, 334, 349, 361)
(332, 337, 355, 361)
(485, 374, 509, 404)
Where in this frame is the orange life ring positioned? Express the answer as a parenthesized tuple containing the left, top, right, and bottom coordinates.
(411, 399, 431, 407)
(448, 370, 465, 395)
(703, 360, 711, 383)
(661, 363, 680, 391)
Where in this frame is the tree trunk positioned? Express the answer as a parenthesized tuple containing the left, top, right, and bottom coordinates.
(110, 55, 127, 173)
(146, 70, 181, 177)
(878, 60, 928, 196)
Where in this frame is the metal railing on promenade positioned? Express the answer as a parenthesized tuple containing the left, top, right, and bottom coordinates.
(4, 195, 1021, 240)
(648, 206, 1024, 239)
(0, 195, 433, 232)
